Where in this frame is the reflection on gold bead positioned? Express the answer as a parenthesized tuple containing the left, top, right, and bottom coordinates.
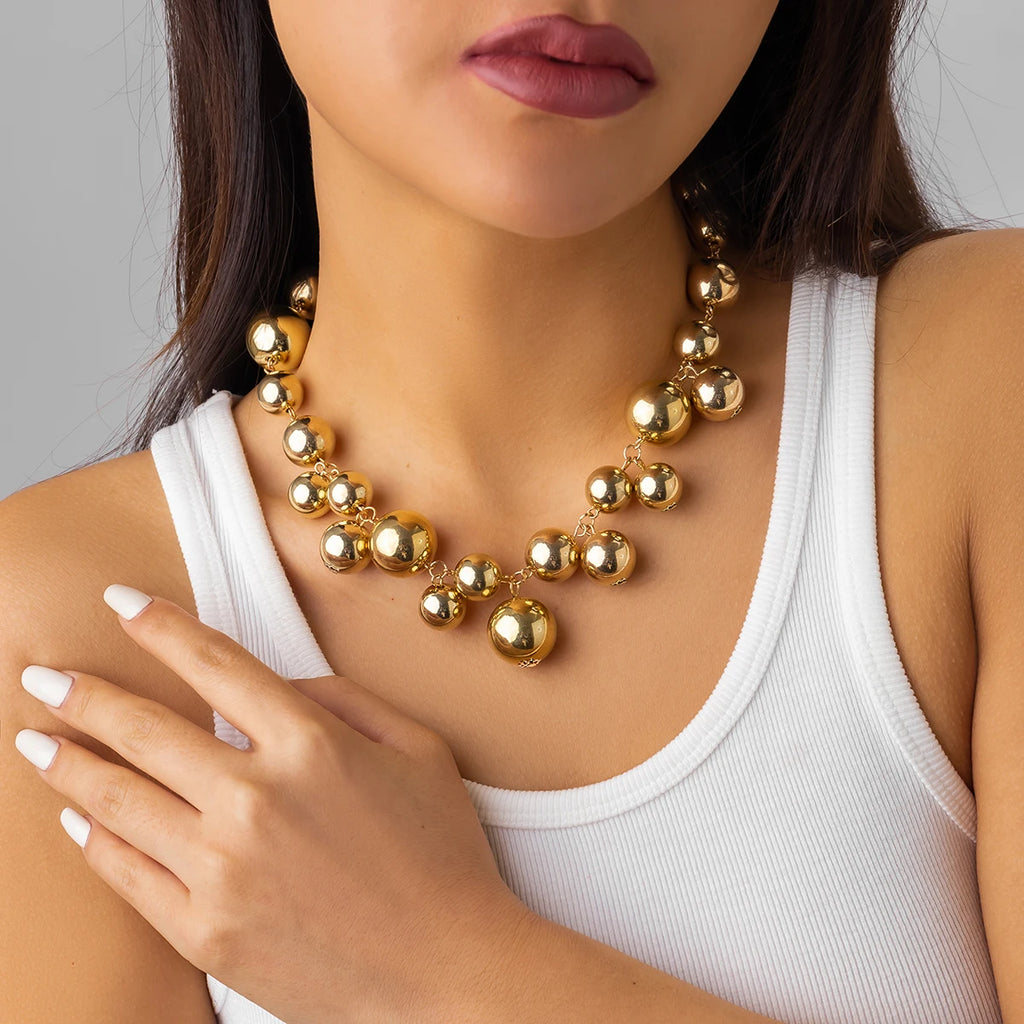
(320, 522, 371, 573)
(245, 308, 310, 371)
(691, 366, 744, 421)
(288, 274, 318, 320)
(256, 373, 304, 414)
(488, 597, 557, 666)
(581, 530, 636, 585)
(586, 466, 633, 512)
(455, 554, 502, 601)
(686, 259, 739, 309)
(370, 510, 436, 574)
(288, 472, 330, 517)
(636, 463, 681, 510)
(283, 416, 336, 465)
(419, 586, 467, 629)
(525, 528, 578, 582)
(327, 472, 372, 514)
(627, 380, 691, 444)
(672, 320, 720, 364)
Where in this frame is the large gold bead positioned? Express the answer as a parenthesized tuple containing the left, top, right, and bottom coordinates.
(419, 586, 467, 630)
(586, 466, 633, 512)
(691, 366, 745, 421)
(687, 258, 739, 309)
(282, 416, 335, 465)
(288, 472, 330, 517)
(370, 510, 436, 574)
(256, 372, 304, 414)
(455, 554, 502, 601)
(327, 472, 372, 514)
(581, 529, 636, 585)
(626, 380, 691, 444)
(288, 274, 318, 320)
(245, 308, 310, 372)
(525, 528, 578, 582)
(672, 320, 720, 364)
(636, 463, 681, 510)
(320, 522, 371, 573)
(488, 597, 557, 667)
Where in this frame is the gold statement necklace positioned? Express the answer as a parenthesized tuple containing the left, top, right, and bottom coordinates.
(245, 218, 743, 667)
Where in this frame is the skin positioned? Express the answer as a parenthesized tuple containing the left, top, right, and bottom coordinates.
(1, 1, 1022, 1021)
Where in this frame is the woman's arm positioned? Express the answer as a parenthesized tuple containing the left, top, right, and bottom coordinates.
(0, 455, 218, 1023)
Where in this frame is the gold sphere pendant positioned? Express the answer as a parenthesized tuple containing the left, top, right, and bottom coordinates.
(288, 274, 318, 320)
(320, 522, 371, 573)
(370, 511, 437, 574)
(586, 466, 633, 512)
(581, 529, 636, 585)
(283, 416, 336, 465)
(627, 380, 692, 444)
(245, 308, 310, 372)
(691, 366, 745, 421)
(256, 373, 304, 414)
(672, 320, 720, 364)
(636, 463, 682, 510)
(455, 554, 502, 600)
(327, 472, 372, 514)
(525, 528, 578, 582)
(419, 586, 467, 629)
(288, 472, 330, 517)
(686, 258, 740, 309)
(488, 597, 557, 667)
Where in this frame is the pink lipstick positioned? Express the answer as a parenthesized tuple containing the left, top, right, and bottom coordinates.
(460, 14, 656, 119)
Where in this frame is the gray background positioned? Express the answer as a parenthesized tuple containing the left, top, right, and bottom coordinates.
(1, 2, 1021, 501)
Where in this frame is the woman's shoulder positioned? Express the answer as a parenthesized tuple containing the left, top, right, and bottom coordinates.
(0, 450, 217, 1019)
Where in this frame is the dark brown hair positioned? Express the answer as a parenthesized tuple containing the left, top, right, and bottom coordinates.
(130, 0, 965, 450)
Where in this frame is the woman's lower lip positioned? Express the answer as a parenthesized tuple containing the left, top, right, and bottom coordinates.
(461, 54, 652, 118)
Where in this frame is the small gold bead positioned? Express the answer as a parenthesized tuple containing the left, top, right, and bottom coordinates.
(320, 522, 371, 573)
(672, 320, 720, 364)
(586, 466, 633, 512)
(581, 530, 636, 585)
(288, 472, 330, 517)
(691, 366, 744, 421)
(327, 472, 372, 514)
(636, 463, 681, 510)
(699, 222, 724, 251)
(282, 416, 336, 465)
(256, 373, 304, 414)
(370, 510, 436, 575)
(455, 554, 502, 601)
(488, 597, 557, 666)
(525, 528, 578, 582)
(288, 274, 318, 320)
(245, 308, 310, 372)
(686, 258, 739, 309)
(419, 586, 467, 629)
(626, 380, 692, 444)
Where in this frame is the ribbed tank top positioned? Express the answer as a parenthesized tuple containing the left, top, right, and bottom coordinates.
(150, 269, 1001, 1024)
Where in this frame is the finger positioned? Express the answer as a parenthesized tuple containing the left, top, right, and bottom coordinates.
(57, 806, 194, 958)
(21, 664, 242, 813)
(102, 585, 308, 747)
(16, 729, 200, 884)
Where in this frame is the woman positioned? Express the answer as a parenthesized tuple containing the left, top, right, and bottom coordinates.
(3, 0, 1020, 1020)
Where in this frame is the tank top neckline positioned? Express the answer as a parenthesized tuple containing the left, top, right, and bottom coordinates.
(191, 267, 828, 828)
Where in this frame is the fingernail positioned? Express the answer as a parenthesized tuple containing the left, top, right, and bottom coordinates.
(15, 729, 59, 771)
(21, 666, 74, 708)
(103, 584, 153, 620)
(60, 807, 91, 848)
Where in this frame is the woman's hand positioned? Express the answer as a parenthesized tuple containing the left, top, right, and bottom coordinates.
(13, 585, 532, 1024)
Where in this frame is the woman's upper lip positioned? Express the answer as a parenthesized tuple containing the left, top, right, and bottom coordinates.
(461, 13, 656, 86)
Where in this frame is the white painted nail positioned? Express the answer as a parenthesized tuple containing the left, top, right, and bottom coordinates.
(21, 666, 74, 708)
(60, 808, 91, 848)
(15, 729, 60, 771)
(103, 584, 153, 620)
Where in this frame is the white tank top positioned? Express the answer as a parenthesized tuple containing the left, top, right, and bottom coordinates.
(151, 268, 1001, 1024)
